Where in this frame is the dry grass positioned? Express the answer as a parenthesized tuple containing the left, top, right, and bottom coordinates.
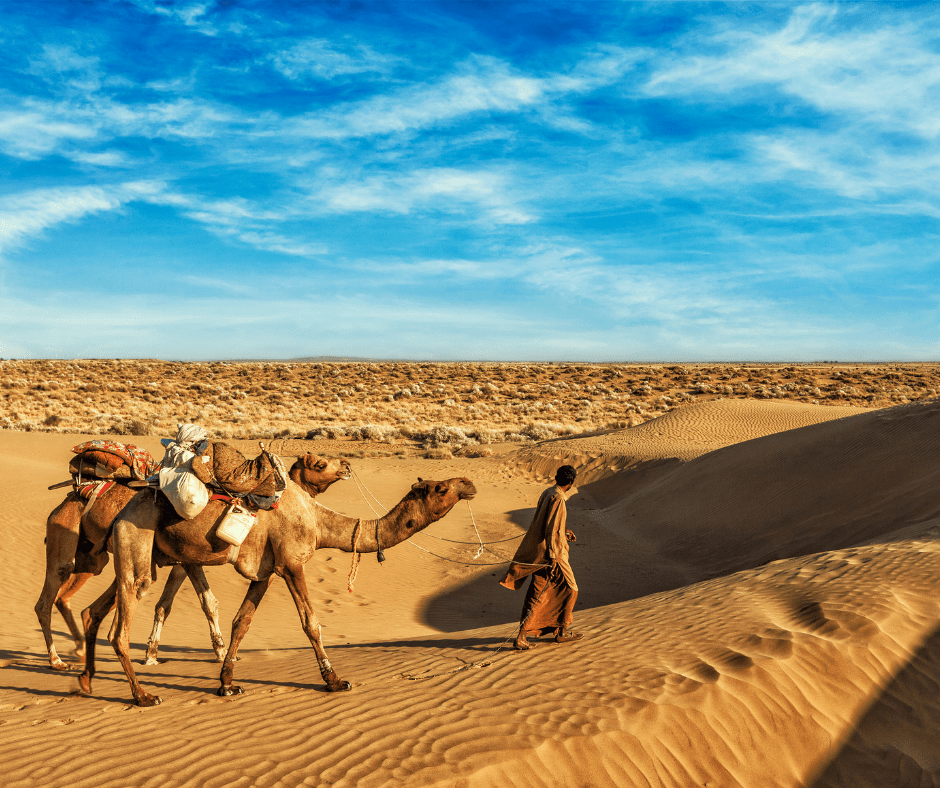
(2, 359, 938, 446)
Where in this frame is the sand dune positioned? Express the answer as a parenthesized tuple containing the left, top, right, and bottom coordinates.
(3, 397, 940, 786)
(508, 398, 872, 485)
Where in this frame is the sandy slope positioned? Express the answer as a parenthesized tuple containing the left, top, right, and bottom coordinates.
(508, 399, 871, 485)
(3, 398, 940, 787)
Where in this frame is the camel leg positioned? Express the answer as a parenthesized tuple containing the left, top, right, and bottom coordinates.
(185, 565, 228, 662)
(145, 565, 227, 664)
(281, 563, 352, 692)
(84, 493, 162, 706)
(55, 572, 95, 654)
(35, 498, 84, 670)
(36, 569, 91, 670)
(218, 576, 273, 697)
(144, 564, 188, 665)
(78, 579, 117, 694)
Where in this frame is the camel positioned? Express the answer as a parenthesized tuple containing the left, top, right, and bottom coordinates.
(35, 454, 350, 670)
(79, 474, 477, 706)
(142, 454, 351, 665)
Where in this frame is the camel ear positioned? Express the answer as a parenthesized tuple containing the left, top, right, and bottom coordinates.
(417, 477, 424, 483)
(303, 454, 317, 469)
(411, 480, 430, 494)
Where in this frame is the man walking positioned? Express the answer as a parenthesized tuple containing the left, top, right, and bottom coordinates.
(500, 464, 584, 650)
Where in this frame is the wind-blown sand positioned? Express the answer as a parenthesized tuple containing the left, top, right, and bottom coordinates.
(3, 398, 940, 787)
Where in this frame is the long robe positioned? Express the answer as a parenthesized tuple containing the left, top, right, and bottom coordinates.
(499, 484, 577, 634)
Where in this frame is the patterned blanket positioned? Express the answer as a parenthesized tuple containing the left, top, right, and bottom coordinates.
(70, 440, 157, 481)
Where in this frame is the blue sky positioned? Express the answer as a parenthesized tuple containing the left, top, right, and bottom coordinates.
(1, 1, 939, 361)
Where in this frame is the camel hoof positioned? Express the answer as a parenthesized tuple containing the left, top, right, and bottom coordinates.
(326, 680, 353, 692)
(78, 673, 92, 694)
(50, 660, 72, 671)
(217, 685, 244, 697)
(144, 656, 160, 666)
(136, 693, 162, 707)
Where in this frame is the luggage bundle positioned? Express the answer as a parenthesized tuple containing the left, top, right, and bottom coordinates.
(70, 440, 157, 482)
(65, 440, 158, 508)
(156, 425, 287, 539)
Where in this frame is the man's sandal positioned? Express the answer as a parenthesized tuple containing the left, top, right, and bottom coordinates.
(555, 630, 584, 644)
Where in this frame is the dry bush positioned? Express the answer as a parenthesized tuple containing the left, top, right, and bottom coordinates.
(459, 446, 493, 458)
(2, 359, 938, 443)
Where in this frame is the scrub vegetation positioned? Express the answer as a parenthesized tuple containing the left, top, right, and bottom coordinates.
(2, 360, 937, 452)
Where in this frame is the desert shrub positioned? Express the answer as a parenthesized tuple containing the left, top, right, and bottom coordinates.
(306, 425, 348, 439)
(43, 414, 63, 427)
(459, 446, 493, 458)
(424, 447, 454, 459)
(471, 427, 504, 444)
(347, 424, 399, 442)
(423, 425, 473, 448)
(521, 422, 556, 441)
(130, 419, 153, 436)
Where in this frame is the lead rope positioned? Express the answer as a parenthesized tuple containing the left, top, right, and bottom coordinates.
(349, 469, 545, 567)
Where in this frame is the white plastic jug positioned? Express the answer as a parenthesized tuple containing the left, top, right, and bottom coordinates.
(216, 504, 256, 546)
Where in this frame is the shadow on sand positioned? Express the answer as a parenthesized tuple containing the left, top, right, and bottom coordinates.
(809, 620, 940, 785)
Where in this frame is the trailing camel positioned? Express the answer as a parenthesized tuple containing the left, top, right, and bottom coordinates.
(35, 454, 350, 670)
(79, 474, 476, 706)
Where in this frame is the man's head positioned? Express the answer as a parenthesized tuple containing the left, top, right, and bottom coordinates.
(555, 464, 577, 487)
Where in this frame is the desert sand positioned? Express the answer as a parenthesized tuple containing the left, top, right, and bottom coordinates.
(3, 395, 940, 786)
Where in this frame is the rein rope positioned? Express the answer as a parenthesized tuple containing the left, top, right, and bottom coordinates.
(349, 469, 548, 567)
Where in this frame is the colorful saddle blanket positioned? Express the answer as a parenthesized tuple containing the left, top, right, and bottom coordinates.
(70, 440, 157, 481)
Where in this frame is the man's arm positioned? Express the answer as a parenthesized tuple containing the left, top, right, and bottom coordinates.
(546, 493, 567, 561)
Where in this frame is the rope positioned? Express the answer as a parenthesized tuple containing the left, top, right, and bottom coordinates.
(349, 469, 545, 567)
(347, 519, 362, 592)
(422, 533, 523, 545)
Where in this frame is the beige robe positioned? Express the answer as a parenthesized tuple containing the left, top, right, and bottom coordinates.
(499, 484, 577, 591)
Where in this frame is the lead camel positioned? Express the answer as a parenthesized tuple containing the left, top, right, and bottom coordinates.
(79, 474, 476, 706)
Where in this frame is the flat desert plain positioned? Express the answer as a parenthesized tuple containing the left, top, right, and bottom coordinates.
(3, 363, 940, 787)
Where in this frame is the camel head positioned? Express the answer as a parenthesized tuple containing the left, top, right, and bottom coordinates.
(289, 454, 351, 496)
(409, 477, 477, 523)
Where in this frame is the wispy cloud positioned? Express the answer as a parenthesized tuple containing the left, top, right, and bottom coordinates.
(312, 166, 535, 224)
(645, 5, 940, 133)
(0, 181, 164, 255)
(270, 38, 400, 81)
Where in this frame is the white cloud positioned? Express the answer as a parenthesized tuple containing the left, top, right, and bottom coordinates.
(0, 107, 98, 159)
(270, 38, 399, 81)
(126, 0, 219, 36)
(144, 192, 328, 256)
(312, 167, 535, 224)
(644, 4, 940, 137)
(0, 181, 164, 255)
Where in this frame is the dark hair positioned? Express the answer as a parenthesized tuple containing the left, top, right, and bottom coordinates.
(555, 465, 577, 486)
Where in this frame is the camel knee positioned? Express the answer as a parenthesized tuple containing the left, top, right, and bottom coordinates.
(134, 576, 152, 600)
(57, 561, 75, 582)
